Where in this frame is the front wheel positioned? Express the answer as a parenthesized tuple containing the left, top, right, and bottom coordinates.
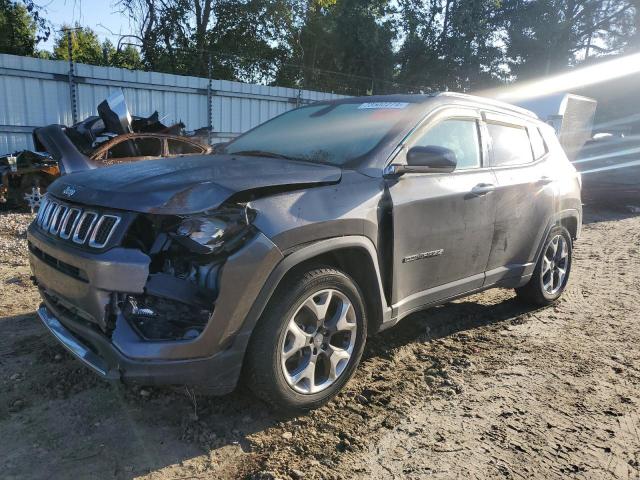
(515, 225, 573, 306)
(244, 267, 367, 412)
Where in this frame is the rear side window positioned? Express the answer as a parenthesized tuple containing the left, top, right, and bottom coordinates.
(488, 123, 534, 167)
(107, 137, 162, 159)
(412, 119, 481, 169)
(528, 126, 547, 159)
(168, 139, 203, 155)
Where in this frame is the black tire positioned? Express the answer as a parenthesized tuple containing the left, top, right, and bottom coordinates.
(515, 225, 573, 306)
(244, 267, 367, 412)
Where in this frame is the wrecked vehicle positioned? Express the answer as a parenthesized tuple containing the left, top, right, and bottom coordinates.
(2, 91, 210, 210)
(28, 93, 582, 411)
(0, 150, 58, 210)
(574, 131, 640, 203)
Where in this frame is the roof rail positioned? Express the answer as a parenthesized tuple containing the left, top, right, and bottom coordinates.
(437, 92, 538, 119)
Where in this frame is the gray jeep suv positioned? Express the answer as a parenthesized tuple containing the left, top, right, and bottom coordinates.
(28, 93, 582, 411)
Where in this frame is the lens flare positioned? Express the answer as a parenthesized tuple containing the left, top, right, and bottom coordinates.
(480, 52, 640, 102)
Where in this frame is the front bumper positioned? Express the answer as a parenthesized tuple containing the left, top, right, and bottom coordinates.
(28, 223, 284, 391)
(37, 303, 244, 392)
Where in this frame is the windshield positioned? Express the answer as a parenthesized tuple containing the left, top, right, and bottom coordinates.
(225, 102, 419, 166)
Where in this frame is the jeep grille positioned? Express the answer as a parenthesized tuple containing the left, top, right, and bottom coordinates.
(36, 196, 121, 249)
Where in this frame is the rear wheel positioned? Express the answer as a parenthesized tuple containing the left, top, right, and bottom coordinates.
(515, 225, 572, 306)
(244, 267, 367, 412)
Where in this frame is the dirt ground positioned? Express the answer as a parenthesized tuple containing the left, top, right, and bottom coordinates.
(1, 204, 640, 480)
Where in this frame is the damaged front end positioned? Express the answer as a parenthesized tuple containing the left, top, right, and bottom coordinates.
(30, 192, 257, 345)
(120, 204, 256, 341)
(29, 190, 282, 390)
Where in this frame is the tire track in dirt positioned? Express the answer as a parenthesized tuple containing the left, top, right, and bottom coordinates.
(247, 208, 640, 479)
(1, 208, 640, 479)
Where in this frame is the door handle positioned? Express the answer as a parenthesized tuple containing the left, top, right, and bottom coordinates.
(537, 176, 554, 185)
(471, 183, 496, 196)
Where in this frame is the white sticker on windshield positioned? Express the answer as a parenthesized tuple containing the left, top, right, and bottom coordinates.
(358, 102, 409, 110)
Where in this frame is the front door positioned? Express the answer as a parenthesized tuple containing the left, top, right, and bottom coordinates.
(387, 107, 496, 314)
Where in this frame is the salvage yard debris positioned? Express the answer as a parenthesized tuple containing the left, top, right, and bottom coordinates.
(0, 90, 211, 210)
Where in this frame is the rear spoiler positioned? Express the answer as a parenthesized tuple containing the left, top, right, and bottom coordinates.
(33, 125, 96, 174)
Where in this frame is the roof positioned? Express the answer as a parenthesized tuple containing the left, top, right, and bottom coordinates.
(436, 92, 538, 119)
(316, 92, 538, 119)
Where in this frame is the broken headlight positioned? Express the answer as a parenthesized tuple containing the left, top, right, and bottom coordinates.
(173, 205, 255, 255)
(176, 216, 227, 254)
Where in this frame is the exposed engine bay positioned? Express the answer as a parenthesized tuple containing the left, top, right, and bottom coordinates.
(119, 203, 256, 341)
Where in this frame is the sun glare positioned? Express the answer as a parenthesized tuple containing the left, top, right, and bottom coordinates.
(482, 52, 640, 102)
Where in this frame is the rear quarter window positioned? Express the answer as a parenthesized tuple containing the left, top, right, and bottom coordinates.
(528, 126, 548, 159)
(488, 123, 534, 167)
(168, 139, 204, 155)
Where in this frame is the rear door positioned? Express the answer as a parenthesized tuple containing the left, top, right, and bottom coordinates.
(387, 106, 497, 312)
(483, 113, 556, 284)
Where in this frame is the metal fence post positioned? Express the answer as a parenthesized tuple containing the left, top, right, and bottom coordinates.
(67, 30, 78, 125)
(207, 53, 213, 145)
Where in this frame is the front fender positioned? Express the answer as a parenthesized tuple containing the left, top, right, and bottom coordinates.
(230, 235, 393, 356)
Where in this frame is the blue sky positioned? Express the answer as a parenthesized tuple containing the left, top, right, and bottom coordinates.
(39, 0, 134, 51)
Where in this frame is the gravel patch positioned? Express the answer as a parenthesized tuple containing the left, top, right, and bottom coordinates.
(0, 211, 33, 266)
(1, 205, 639, 480)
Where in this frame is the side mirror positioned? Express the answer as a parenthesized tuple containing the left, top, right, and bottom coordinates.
(384, 145, 457, 176)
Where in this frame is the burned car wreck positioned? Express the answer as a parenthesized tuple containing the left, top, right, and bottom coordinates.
(0, 150, 58, 209)
(29, 93, 582, 411)
(2, 91, 210, 210)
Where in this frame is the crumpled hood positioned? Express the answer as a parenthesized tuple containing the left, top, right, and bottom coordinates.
(47, 154, 342, 214)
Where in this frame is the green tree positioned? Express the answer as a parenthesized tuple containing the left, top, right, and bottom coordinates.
(52, 25, 144, 69)
(0, 0, 37, 56)
(102, 39, 144, 70)
(118, 0, 296, 81)
(395, 0, 505, 92)
(52, 24, 104, 65)
(502, 0, 637, 79)
(277, 0, 397, 95)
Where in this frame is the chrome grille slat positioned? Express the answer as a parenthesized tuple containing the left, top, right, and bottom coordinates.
(59, 208, 81, 240)
(42, 202, 59, 229)
(39, 200, 55, 227)
(73, 212, 98, 244)
(35, 196, 121, 249)
(88, 215, 121, 248)
(36, 197, 50, 225)
(49, 205, 68, 234)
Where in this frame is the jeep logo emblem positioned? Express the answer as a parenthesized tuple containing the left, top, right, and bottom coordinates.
(62, 186, 77, 197)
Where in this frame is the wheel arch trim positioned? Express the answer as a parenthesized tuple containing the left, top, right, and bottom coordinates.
(533, 208, 581, 268)
(235, 236, 392, 351)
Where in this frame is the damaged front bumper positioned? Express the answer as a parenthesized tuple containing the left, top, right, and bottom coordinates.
(28, 224, 283, 392)
(36, 303, 244, 391)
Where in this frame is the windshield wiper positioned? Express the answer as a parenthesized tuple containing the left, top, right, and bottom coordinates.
(230, 150, 298, 161)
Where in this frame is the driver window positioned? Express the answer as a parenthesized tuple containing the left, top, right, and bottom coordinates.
(412, 118, 481, 169)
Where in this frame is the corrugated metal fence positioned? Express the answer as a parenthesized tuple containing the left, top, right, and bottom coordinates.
(0, 53, 345, 154)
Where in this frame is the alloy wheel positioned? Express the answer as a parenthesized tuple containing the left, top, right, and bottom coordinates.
(280, 289, 357, 394)
(541, 234, 569, 295)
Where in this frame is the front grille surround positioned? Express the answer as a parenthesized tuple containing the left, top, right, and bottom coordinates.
(34, 196, 124, 250)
